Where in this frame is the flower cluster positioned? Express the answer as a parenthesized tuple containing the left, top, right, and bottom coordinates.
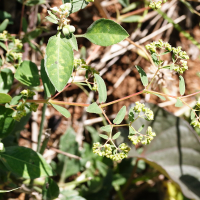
(93, 142, 130, 161)
(0, 31, 23, 68)
(128, 126, 156, 145)
(145, 40, 172, 53)
(46, 3, 75, 35)
(10, 90, 39, 121)
(145, 40, 189, 74)
(133, 102, 154, 121)
(149, 0, 167, 9)
(191, 120, 200, 129)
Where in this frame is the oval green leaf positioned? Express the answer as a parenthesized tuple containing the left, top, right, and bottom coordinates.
(179, 75, 185, 95)
(42, 178, 59, 200)
(94, 74, 107, 103)
(41, 59, 55, 98)
(113, 106, 126, 124)
(100, 125, 112, 133)
(112, 132, 121, 140)
(135, 65, 148, 87)
(0, 107, 15, 139)
(0, 146, 54, 179)
(0, 68, 14, 93)
(191, 110, 196, 120)
(14, 61, 40, 87)
(51, 103, 71, 118)
(84, 19, 129, 46)
(66, 33, 78, 51)
(151, 92, 166, 100)
(86, 102, 102, 114)
(99, 134, 109, 140)
(175, 98, 183, 107)
(0, 93, 12, 103)
(45, 33, 74, 92)
(62, 0, 89, 14)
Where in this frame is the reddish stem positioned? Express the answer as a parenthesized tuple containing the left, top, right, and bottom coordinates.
(51, 83, 71, 100)
(100, 107, 112, 125)
(101, 90, 144, 108)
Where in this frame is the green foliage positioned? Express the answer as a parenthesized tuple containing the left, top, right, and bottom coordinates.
(175, 98, 183, 107)
(40, 59, 55, 98)
(94, 74, 107, 103)
(51, 104, 71, 118)
(83, 19, 129, 46)
(42, 178, 59, 200)
(0, 146, 54, 178)
(86, 102, 102, 114)
(0, 93, 12, 103)
(45, 33, 74, 91)
(0, 69, 14, 93)
(135, 65, 148, 86)
(113, 106, 126, 124)
(0, 19, 9, 33)
(14, 61, 40, 87)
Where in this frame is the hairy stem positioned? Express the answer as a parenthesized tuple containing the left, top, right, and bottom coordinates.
(101, 90, 144, 108)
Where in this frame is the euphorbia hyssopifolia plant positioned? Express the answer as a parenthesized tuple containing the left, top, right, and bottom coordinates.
(0, 0, 200, 193)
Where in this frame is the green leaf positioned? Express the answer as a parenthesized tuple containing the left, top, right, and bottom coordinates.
(60, 189, 86, 200)
(0, 146, 54, 179)
(128, 108, 134, 122)
(112, 132, 121, 140)
(120, 15, 142, 23)
(150, 53, 159, 66)
(151, 93, 166, 100)
(118, 0, 129, 7)
(99, 134, 109, 140)
(121, 2, 140, 13)
(100, 125, 112, 133)
(0, 187, 20, 193)
(66, 34, 78, 51)
(138, 124, 144, 132)
(45, 33, 74, 92)
(42, 177, 59, 200)
(179, 75, 185, 95)
(0, 107, 14, 139)
(113, 106, 126, 124)
(86, 102, 102, 114)
(191, 110, 196, 120)
(135, 65, 148, 87)
(129, 103, 200, 200)
(94, 74, 107, 103)
(0, 19, 9, 33)
(14, 61, 40, 87)
(45, 16, 58, 24)
(0, 93, 12, 103)
(41, 59, 55, 98)
(175, 98, 183, 107)
(57, 127, 80, 179)
(129, 126, 136, 135)
(83, 19, 129, 46)
(0, 69, 14, 93)
(62, 0, 89, 13)
(51, 104, 71, 118)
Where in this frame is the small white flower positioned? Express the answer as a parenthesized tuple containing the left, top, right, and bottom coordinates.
(50, 6, 60, 13)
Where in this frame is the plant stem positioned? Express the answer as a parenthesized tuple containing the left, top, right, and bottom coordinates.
(37, 103, 47, 152)
(146, 68, 160, 89)
(100, 107, 112, 125)
(49, 99, 90, 107)
(126, 38, 156, 68)
(75, 34, 84, 38)
(113, 124, 129, 127)
(101, 90, 144, 108)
